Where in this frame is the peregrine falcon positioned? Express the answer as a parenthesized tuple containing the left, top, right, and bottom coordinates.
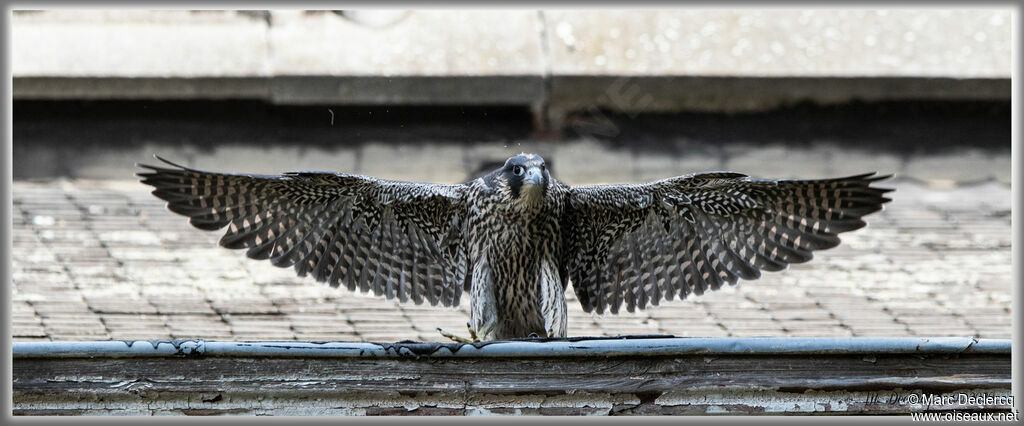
(138, 153, 891, 341)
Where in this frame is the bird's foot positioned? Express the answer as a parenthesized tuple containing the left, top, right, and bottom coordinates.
(436, 327, 474, 343)
(527, 329, 555, 339)
(436, 323, 479, 343)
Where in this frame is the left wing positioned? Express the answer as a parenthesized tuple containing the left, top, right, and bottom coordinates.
(137, 156, 469, 307)
(561, 172, 892, 314)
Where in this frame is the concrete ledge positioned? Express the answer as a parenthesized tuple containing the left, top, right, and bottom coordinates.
(13, 76, 544, 104)
(269, 10, 545, 77)
(11, 10, 1011, 116)
(12, 11, 269, 77)
(541, 10, 1010, 78)
(13, 77, 271, 100)
(270, 75, 544, 105)
(547, 76, 1011, 118)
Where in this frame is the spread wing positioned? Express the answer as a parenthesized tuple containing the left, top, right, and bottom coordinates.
(562, 172, 893, 314)
(137, 156, 469, 307)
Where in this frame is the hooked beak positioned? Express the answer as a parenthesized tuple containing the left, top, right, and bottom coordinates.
(524, 166, 544, 186)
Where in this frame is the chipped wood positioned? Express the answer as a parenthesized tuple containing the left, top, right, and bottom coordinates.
(13, 351, 1010, 415)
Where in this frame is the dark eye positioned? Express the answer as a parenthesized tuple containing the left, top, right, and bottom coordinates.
(512, 165, 524, 176)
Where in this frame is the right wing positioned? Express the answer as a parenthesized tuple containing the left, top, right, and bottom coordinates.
(562, 171, 892, 314)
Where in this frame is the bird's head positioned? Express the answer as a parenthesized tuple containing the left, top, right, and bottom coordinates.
(489, 153, 549, 206)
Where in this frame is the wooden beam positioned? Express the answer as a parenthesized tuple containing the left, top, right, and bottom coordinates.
(14, 351, 1011, 415)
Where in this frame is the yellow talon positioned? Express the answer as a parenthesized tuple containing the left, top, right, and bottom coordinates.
(436, 324, 479, 343)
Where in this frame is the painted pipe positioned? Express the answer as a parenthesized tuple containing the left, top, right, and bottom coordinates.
(12, 336, 1010, 359)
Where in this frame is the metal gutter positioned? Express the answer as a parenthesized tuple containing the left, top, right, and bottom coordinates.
(12, 336, 1010, 359)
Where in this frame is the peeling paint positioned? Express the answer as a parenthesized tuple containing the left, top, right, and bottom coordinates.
(122, 338, 205, 355)
(17, 386, 1012, 416)
(656, 387, 1014, 414)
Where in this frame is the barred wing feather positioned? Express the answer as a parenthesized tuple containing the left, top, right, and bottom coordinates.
(137, 156, 469, 307)
(563, 171, 892, 314)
